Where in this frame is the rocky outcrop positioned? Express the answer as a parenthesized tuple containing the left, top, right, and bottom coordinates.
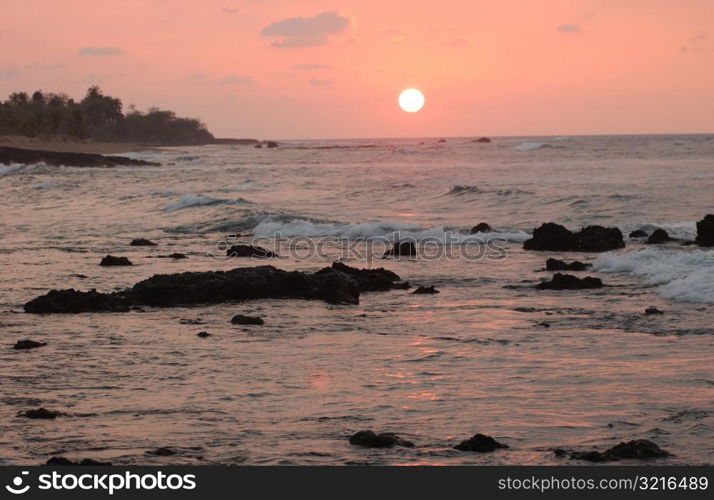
(265, 141, 278, 148)
(226, 244, 276, 258)
(19, 407, 62, 419)
(645, 306, 664, 315)
(454, 433, 509, 452)
(524, 223, 624, 252)
(564, 439, 671, 462)
(100, 255, 133, 266)
(13, 339, 47, 350)
(536, 273, 603, 290)
(0, 146, 159, 167)
(412, 285, 439, 294)
(545, 258, 589, 271)
(473, 137, 492, 143)
(231, 314, 264, 325)
(349, 430, 414, 448)
(130, 238, 157, 246)
(470, 222, 492, 234)
(25, 263, 404, 313)
(695, 214, 714, 247)
(383, 241, 417, 257)
(646, 229, 674, 244)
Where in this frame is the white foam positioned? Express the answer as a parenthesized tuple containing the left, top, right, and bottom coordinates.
(0, 163, 24, 176)
(514, 141, 553, 151)
(593, 247, 714, 303)
(164, 194, 253, 211)
(252, 217, 530, 243)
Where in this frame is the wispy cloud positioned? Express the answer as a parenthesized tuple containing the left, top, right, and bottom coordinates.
(261, 11, 350, 48)
(0, 68, 20, 80)
(217, 74, 254, 85)
(292, 63, 332, 71)
(556, 24, 581, 33)
(187, 72, 206, 80)
(78, 46, 126, 56)
(309, 78, 333, 86)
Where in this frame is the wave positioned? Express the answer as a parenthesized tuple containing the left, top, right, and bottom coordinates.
(164, 194, 253, 212)
(0, 163, 24, 176)
(514, 141, 556, 151)
(593, 248, 714, 303)
(447, 185, 481, 196)
(252, 217, 530, 243)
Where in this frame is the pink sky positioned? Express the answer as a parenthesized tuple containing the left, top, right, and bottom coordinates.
(2, 0, 713, 139)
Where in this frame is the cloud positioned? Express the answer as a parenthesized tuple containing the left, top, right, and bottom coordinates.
(556, 24, 581, 33)
(217, 74, 254, 85)
(0, 68, 20, 80)
(439, 37, 470, 46)
(292, 63, 332, 70)
(309, 78, 333, 86)
(260, 11, 350, 48)
(221, 7, 239, 14)
(187, 72, 206, 80)
(78, 46, 126, 56)
(689, 33, 707, 42)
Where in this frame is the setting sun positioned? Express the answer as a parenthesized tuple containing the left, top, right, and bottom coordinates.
(398, 88, 425, 113)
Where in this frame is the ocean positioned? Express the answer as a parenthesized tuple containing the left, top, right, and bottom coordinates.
(1, 134, 713, 465)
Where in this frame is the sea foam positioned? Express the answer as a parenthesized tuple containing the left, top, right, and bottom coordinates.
(164, 193, 253, 211)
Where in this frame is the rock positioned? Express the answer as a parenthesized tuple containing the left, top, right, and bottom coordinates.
(13, 339, 47, 350)
(226, 244, 276, 258)
(349, 430, 414, 448)
(231, 314, 264, 325)
(26, 263, 404, 313)
(20, 407, 62, 419)
(437, 139, 447, 143)
(383, 241, 417, 257)
(99, 255, 133, 266)
(71, 274, 88, 279)
(147, 447, 176, 456)
(45, 457, 112, 466)
(536, 273, 603, 290)
(473, 137, 492, 143)
(412, 285, 439, 294)
(24, 288, 130, 313)
(545, 258, 589, 271)
(265, 141, 278, 148)
(130, 238, 156, 246)
(629, 229, 648, 239)
(454, 433, 509, 452)
(646, 229, 674, 244)
(254, 143, 262, 149)
(645, 306, 664, 315)
(0, 146, 159, 167)
(155, 253, 188, 259)
(196, 331, 211, 338)
(470, 222, 492, 234)
(695, 214, 714, 247)
(524, 223, 624, 252)
(567, 439, 671, 462)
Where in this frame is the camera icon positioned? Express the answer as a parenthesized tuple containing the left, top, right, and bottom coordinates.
(5, 471, 30, 494)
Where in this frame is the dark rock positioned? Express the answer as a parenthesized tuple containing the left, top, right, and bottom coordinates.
(646, 229, 674, 244)
(454, 433, 509, 452)
(349, 430, 414, 448)
(524, 223, 624, 252)
(196, 331, 211, 338)
(265, 141, 278, 148)
(473, 137, 492, 143)
(536, 273, 603, 290)
(470, 222, 492, 234)
(130, 238, 156, 246)
(24, 288, 130, 313)
(412, 285, 439, 294)
(154, 253, 188, 259)
(99, 255, 133, 266)
(437, 139, 447, 143)
(0, 146, 159, 167)
(71, 274, 88, 279)
(25, 263, 404, 313)
(254, 143, 262, 149)
(383, 241, 417, 257)
(645, 306, 664, 315)
(46, 457, 112, 466)
(629, 229, 648, 239)
(226, 244, 276, 258)
(20, 407, 62, 419)
(231, 314, 264, 325)
(695, 214, 714, 247)
(567, 439, 671, 462)
(13, 339, 47, 350)
(545, 258, 590, 271)
(147, 447, 176, 456)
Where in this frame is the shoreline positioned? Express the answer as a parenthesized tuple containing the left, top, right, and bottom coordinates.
(0, 134, 157, 155)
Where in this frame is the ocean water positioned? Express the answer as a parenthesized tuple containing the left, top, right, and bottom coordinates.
(1, 135, 713, 465)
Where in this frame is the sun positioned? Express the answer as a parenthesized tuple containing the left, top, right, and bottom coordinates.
(398, 88, 425, 113)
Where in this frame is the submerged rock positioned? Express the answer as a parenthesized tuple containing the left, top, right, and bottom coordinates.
(130, 238, 157, 246)
(437, 139, 447, 143)
(695, 214, 714, 247)
(383, 241, 417, 257)
(545, 258, 589, 271)
(226, 244, 276, 258)
(566, 439, 671, 462)
(154, 253, 188, 259)
(25, 263, 404, 313)
(45, 457, 112, 466)
(13, 339, 47, 350)
(536, 273, 603, 290)
(473, 137, 492, 143)
(99, 255, 133, 266)
(19, 407, 62, 419)
(645, 306, 664, 315)
(629, 229, 648, 239)
(524, 223, 624, 252)
(412, 285, 440, 294)
(231, 314, 264, 325)
(454, 433, 509, 452)
(196, 331, 211, 338)
(646, 229, 674, 244)
(470, 222, 492, 234)
(349, 430, 414, 448)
